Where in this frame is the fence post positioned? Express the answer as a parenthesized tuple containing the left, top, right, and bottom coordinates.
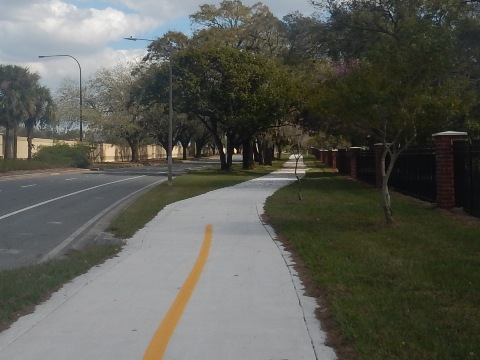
(309, 147, 320, 159)
(322, 150, 328, 164)
(349, 147, 361, 179)
(433, 131, 468, 209)
(331, 149, 338, 171)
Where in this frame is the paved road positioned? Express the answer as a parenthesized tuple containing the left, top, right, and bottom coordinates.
(0, 157, 336, 360)
(0, 161, 217, 270)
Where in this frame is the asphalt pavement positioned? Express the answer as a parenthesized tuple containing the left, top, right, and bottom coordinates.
(0, 156, 336, 360)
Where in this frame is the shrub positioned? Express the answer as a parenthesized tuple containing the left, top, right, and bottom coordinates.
(33, 144, 91, 168)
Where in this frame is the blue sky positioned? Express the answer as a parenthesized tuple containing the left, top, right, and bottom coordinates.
(0, 0, 318, 90)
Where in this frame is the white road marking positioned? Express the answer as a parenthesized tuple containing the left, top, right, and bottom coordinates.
(0, 176, 145, 221)
(0, 249, 21, 255)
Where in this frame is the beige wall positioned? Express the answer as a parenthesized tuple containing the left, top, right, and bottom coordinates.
(0, 133, 184, 162)
(15, 137, 77, 159)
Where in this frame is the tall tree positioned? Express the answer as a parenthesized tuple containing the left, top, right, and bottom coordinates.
(309, 0, 477, 222)
(88, 64, 149, 162)
(55, 78, 90, 139)
(281, 12, 327, 66)
(173, 46, 300, 170)
(0, 65, 44, 159)
(24, 84, 55, 159)
(190, 0, 286, 56)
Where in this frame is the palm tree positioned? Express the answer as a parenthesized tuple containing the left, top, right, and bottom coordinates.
(0, 65, 45, 159)
(24, 85, 55, 159)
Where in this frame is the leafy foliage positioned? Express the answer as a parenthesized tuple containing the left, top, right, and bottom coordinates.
(33, 143, 91, 168)
(172, 46, 300, 169)
(0, 65, 53, 159)
(307, 0, 479, 221)
(87, 64, 150, 161)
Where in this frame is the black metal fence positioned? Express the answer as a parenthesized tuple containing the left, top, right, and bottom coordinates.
(314, 140, 480, 219)
(453, 140, 480, 216)
(389, 145, 437, 202)
(357, 150, 376, 185)
(337, 149, 350, 175)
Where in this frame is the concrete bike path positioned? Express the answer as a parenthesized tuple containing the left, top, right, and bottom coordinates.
(0, 156, 336, 360)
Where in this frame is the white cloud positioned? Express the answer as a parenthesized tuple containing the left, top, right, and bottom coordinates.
(0, 0, 317, 90)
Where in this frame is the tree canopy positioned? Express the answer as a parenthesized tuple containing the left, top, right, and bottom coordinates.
(306, 0, 479, 221)
(0, 64, 53, 159)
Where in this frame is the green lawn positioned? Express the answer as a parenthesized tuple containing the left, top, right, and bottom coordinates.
(264, 158, 480, 360)
(0, 244, 120, 332)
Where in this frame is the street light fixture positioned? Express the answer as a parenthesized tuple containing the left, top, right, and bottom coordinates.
(125, 36, 173, 186)
(38, 55, 83, 141)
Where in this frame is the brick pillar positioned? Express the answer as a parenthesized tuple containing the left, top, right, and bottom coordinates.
(349, 147, 361, 179)
(309, 147, 320, 159)
(331, 149, 338, 171)
(433, 131, 468, 209)
(322, 150, 327, 164)
(374, 143, 386, 188)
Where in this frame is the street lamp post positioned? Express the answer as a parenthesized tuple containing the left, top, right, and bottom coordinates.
(125, 37, 173, 186)
(38, 55, 83, 141)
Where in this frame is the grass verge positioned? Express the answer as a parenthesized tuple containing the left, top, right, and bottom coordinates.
(0, 244, 120, 332)
(0, 159, 56, 173)
(264, 158, 480, 360)
(0, 160, 285, 332)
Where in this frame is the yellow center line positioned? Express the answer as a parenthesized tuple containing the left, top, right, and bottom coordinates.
(143, 224, 213, 360)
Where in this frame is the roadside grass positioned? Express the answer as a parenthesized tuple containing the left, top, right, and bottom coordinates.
(264, 158, 480, 360)
(0, 159, 54, 173)
(0, 244, 120, 332)
(0, 160, 285, 332)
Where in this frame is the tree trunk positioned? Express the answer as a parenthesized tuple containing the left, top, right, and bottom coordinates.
(27, 134, 33, 160)
(380, 146, 397, 224)
(226, 134, 235, 169)
(181, 140, 189, 160)
(256, 134, 265, 165)
(253, 142, 260, 162)
(13, 125, 18, 159)
(242, 138, 254, 170)
(276, 143, 282, 160)
(4, 123, 11, 159)
(212, 132, 228, 170)
(195, 141, 203, 158)
(381, 179, 393, 223)
(129, 140, 140, 162)
(263, 143, 274, 166)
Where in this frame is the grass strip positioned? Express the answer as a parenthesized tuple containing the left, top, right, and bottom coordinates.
(0, 159, 55, 173)
(0, 244, 120, 332)
(264, 158, 480, 360)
